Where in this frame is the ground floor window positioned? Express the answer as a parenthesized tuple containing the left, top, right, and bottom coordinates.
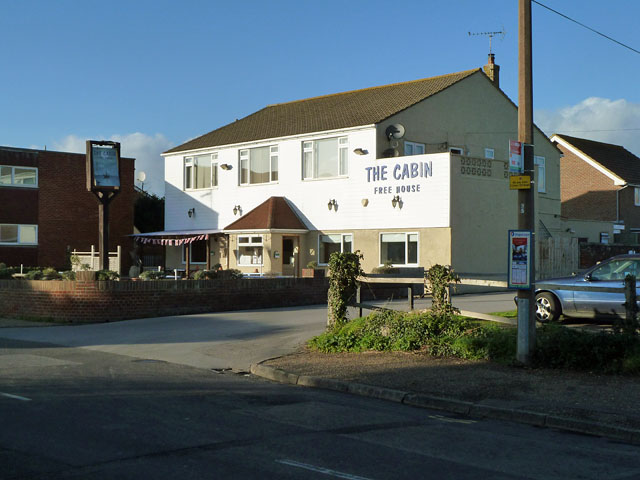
(238, 235, 263, 266)
(182, 240, 207, 264)
(318, 233, 352, 265)
(0, 224, 37, 245)
(380, 232, 418, 266)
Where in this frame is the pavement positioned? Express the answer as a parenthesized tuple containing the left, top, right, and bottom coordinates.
(2, 291, 640, 445)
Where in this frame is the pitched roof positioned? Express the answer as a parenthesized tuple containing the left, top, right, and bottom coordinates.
(224, 196, 308, 231)
(165, 69, 481, 154)
(553, 134, 640, 184)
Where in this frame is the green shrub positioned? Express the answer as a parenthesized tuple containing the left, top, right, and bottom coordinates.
(533, 324, 638, 373)
(60, 270, 76, 281)
(306, 261, 318, 269)
(371, 261, 397, 274)
(0, 262, 6, 269)
(327, 251, 364, 328)
(41, 267, 61, 280)
(25, 269, 43, 280)
(0, 267, 16, 279)
(139, 270, 164, 281)
(96, 270, 120, 281)
(193, 269, 216, 280)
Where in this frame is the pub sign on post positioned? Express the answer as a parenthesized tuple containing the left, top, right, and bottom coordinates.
(86, 140, 121, 192)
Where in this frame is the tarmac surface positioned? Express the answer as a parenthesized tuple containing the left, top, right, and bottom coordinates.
(2, 292, 639, 444)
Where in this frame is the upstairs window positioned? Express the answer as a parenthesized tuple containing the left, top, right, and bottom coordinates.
(0, 166, 38, 187)
(303, 136, 348, 179)
(184, 153, 216, 190)
(239, 146, 278, 185)
(404, 141, 425, 156)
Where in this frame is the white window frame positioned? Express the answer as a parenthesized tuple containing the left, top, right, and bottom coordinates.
(302, 136, 348, 180)
(0, 224, 38, 245)
(239, 146, 278, 186)
(484, 148, 495, 159)
(181, 241, 208, 265)
(534, 156, 546, 193)
(0, 165, 38, 188)
(184, 153, 218, 190)
(379, 232, 419, 266)
(237, 235, 264, 266)
(317, 233, 353, 266)
(404, 141, 425, 156)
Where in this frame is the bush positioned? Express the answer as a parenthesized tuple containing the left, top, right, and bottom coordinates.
(219, 269, 243, 280)
(0, 262, 6, 269)
(41, 267, 61, 280)
(139, 270, 165, 281)
(0, 267, 16, 279)
(96, 270, 119, 281)
(309, 310, 473, 354)
(60, 270, 76, 281)
(327, 251, 364, 328)
(371, 260, 397, 274)
(25, 269, 43, 280)
(533, 324, 639, 373)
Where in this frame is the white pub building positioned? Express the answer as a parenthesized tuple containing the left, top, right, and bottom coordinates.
(149, 58, 562, 278)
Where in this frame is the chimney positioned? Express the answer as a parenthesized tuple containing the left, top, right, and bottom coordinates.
(483, 53, 500, 88)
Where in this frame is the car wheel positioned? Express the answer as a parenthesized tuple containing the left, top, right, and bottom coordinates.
(536, 292, 560, 323)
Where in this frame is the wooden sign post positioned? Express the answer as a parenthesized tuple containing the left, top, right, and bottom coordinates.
(86, 140, 121, 271)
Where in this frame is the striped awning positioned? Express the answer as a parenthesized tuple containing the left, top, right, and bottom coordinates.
(131, 229, 223, 246)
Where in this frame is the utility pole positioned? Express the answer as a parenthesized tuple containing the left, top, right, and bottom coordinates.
(517, 0, 536, 364)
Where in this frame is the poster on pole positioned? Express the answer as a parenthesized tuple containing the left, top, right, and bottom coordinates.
(508, 230, 531, 289)
(509, 140, 523, 173)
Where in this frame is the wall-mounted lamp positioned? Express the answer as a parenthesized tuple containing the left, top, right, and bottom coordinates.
(188, 207, 196, 218)
(327, 199, 337, 211)
(353, 148, 369, 155)
(361, 198, 369, 207)
(220, 164, 232, 170)
(233, 205, 242, 215)
(391, 195, 402, 209)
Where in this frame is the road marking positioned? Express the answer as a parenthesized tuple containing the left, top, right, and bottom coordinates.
(0, 392, 32, 402)
(276, 459, 373, 480)
(428, 414, 476, 424)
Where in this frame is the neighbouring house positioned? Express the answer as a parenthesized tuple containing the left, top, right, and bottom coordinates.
(551, 134, 640, 244)
(148, 56, 562, 278)
(0, 146, 136, 272)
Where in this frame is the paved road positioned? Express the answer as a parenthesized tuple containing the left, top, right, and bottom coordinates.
(1, 338, 638, 480)
(0, 293, 517, 372)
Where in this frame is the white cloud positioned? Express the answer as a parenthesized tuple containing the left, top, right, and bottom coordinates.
(53, 132, 172, 196)
(536, 97, 640, 157)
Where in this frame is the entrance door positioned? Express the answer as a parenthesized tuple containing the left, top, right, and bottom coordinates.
(282, 236, 298, 277)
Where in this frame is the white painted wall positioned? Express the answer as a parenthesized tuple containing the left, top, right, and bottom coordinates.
(163, 128, 451, 232)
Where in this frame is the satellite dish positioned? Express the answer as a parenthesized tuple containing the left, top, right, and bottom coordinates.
(385, 124, 405, 140)
(137, 171, 146, 182)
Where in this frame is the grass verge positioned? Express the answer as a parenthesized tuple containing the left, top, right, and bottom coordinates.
(308, 310, 640, 374)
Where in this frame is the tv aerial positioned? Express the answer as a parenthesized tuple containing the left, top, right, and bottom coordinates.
(468, 28, 505, 54)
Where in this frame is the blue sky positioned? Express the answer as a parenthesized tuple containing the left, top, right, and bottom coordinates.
(1, 0, 638, 195)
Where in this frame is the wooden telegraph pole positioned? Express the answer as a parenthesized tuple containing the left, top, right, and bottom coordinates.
(517, 0, 536, 363)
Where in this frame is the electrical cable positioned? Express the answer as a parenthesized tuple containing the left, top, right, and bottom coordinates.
(532, 0, 640, 55)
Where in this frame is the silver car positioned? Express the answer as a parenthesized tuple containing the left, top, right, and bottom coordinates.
(535, 254, 640, 322)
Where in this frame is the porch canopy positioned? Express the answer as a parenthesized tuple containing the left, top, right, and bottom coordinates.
(130, 229, 224, 274)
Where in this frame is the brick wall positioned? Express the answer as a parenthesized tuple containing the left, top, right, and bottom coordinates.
(37, 150, 135, 270)
(559, 146, 617, 221)
(0, 147, 135, 270)
(0, 277, 329, 322)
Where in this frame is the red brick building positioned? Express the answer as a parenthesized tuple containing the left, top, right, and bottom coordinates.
(551, 135, 640, 244)
(0, 146, 135, 270)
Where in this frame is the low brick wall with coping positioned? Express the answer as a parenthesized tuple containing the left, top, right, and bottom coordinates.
(0, 277, 329, 323)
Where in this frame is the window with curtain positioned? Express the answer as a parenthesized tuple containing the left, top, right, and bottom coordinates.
(318, 234, 353, 265)
(379, 232, 418, 265)
(302, 137, 348, 179)
(239, 146, 278, 185)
